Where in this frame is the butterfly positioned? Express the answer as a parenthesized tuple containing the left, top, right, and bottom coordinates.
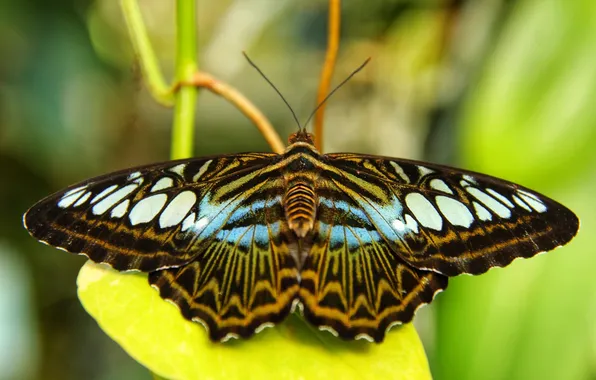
(24, 130, 579, 343)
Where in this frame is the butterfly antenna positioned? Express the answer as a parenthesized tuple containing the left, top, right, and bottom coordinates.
(243, 52, 302, 131)
(303, 57, 371, 128)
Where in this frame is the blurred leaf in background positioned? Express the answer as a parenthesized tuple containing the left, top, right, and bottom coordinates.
(0, 0, 594, 379)
(436, 1, 596, 379)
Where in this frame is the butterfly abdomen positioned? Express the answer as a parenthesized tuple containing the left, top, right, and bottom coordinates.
(284, 179, 317, 238)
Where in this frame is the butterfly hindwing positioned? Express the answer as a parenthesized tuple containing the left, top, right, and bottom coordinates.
(325, 153, 579, 276)
(298, 182, 448, 342)
(24, 153, 278, 271)
(149, 178, 300, 341)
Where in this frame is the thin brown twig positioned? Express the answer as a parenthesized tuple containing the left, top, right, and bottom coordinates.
(174, 72, 286, 154)
(437, 0, 463, 59)
(313, 0, 341, 152)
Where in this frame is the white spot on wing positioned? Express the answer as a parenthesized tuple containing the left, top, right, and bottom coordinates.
(429, 179, 453, 194)
(291, 299, 304, 315)
(129, 194, 168, 225)
(193, 159, 213, 182)
(58, 190, 85, 208)
(169, 164, 186, 177)
(392, 215, 419, 234)
(220, 333, 239, 343)
(462, 174, 477, 185)
(405, 214, 419, 233)
(189, 316, 210, 335)
(127, 171, 141, 181)
(418, 166, 434, 177)
(392, 219, 405, 232)
(355, 333, 374, 342)
(486, 188, 514, 208)
(513, 194, 532, 212)
(436, 196, 474, 228)
(473, 202, 492, 221)
(405, 193, 443, 231)
(73, 191, 92, 207)
(517, 189, 540, 201)
(110, 199, 130, 218)
(90, 185, 119, 204)
(196, 216, 209, 230)
(183, 216, 209, 233)
(150, 177, 174, 192)
(254, 322, 274, 334)
(466, 187, 511, 218)
(390, 161, 410, 183)
(318, 325, 339, 337)
(159, 191, 197, 228)
(63, 185, 87, 197)
(181, 212, 196, 232)
(92, 184, 138, 215)
(518, 191, 547, 213)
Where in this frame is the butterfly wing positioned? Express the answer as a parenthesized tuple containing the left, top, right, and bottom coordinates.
(298, 181, 448, 342)
(24, 153, 279, 272)
(25, 153, 302, 340)
(324, 153, 579, 276)
(148, 176, 300, 341)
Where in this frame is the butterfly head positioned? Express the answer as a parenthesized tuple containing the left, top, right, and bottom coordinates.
(288, 130, 315, 146)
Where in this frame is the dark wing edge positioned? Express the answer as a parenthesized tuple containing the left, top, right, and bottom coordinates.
(324, 153, 579, 276)
(24, 153, 278, 272)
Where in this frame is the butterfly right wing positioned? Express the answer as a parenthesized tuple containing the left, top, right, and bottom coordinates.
(324, 153, 579, 276)
(24, 153, 280, 272)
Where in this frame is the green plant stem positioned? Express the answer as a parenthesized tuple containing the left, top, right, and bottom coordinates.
(121, 2, 198, 378)
(171, 0, 198, 160)
(120, 0, 174, 106)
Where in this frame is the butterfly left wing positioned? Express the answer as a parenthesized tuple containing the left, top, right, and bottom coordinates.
(24, 153, 279, 271)
(25, 153, 302, 341)
(298, 183, 448, 342)
(324, 153, 579, 276)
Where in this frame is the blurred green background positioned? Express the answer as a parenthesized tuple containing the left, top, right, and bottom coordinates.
(1, 0, 595, 379)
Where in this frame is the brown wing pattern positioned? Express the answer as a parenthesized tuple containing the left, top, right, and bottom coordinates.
(25, 152, 304, 341)
(24, 153, 278, 271)
(298, 182, 447, 342)
(325, 153, 579, 276)
(149, 178, 300, 341)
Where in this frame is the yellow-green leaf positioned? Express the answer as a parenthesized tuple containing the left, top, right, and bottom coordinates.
(77, 261, 431, 380)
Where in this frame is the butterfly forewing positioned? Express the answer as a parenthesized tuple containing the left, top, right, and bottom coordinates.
(24, 153, 278, 272)
(325, 153, 579, 276)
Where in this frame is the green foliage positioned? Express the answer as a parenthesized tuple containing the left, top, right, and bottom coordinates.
(461, 0, 596, 185)
(435, 1, 596, 379)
